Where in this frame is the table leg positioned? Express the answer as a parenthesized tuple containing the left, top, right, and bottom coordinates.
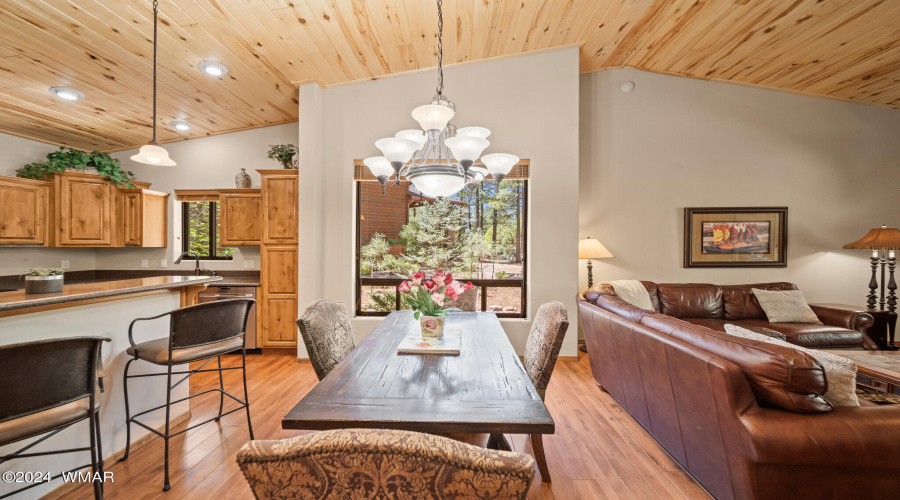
(531, 433, 551, 483)
(487, 433, 512, 451)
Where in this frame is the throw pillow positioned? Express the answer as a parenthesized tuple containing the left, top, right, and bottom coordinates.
(724, 324, 859, 407)
(751, 288, 821, 323)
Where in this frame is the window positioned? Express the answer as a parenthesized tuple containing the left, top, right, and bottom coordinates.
(355, 170, 527, 318)
(181, 201, 233, 260)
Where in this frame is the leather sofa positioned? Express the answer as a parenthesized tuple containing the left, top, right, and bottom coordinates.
(578, 285, 900, 500)
(584, 281, 877, 350)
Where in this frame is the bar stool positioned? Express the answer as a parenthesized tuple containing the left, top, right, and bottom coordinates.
(120, 298, 255, 492)
(0, 336, 110, 500)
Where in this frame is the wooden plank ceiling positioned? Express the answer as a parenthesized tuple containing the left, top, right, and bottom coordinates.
(1, 0, 898, 152)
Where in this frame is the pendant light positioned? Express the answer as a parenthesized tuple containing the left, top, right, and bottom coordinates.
(132, 0, 175, 166)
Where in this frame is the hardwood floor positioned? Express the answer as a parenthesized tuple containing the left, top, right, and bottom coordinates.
(58, 353, 711, 500)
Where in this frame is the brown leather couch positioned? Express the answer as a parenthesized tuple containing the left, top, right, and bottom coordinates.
(584, 281, 877, 349)
(578, 286, 900, 500)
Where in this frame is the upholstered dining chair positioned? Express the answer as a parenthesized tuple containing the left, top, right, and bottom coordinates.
(493, 301, 568, 483)
(296, 299, 356, 381)
(237, 428, 535, 500)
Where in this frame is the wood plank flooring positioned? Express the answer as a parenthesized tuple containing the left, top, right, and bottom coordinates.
(58, 353, 711, 499)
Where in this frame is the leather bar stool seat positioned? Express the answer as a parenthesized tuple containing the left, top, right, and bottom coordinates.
(126, 337, 243, 365)
(0, 397, 100, 446)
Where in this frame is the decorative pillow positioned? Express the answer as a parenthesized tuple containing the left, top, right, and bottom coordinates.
(751, 288, 821, 323)
(725, 324, 859, 407)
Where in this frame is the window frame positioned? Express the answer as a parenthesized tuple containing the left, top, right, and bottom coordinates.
(354, 179, 528, 319)
(180, 200, 233, 261)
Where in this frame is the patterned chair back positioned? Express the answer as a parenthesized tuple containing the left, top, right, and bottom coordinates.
(237, 428, 535, 499)
(524, 301, 569, 400)
(296, 299, 355, 381)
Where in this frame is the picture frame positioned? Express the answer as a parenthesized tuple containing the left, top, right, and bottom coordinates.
(684, 207, 788, 268)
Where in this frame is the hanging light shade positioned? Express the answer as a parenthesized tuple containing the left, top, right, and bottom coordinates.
(411, 104, 455, 132)
(375, 137, 418, 166)
(481, 153, 519, 184)
(456, 127, 491, 139)
(132, 0, 175, 166)
(408, 169, 467, 198)
(445, 136, 489, 165)
(395, 130, 427, 150)
(363, 156, 395, 194)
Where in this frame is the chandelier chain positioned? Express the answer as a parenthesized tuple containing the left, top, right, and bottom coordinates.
(152, 0, 159, 143)
(436, 0, 443, 97)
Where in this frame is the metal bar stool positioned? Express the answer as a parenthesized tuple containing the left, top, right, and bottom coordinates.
(119, 298, 255, 491)
(0, 336, 110, 500)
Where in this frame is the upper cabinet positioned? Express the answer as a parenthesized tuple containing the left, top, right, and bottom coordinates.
(218, 189, 262, 246)
(53, 171, 117, 247)
(0, 177, 49, 245)
(259, 170, 298, 244)
(121, 182, 168, 247)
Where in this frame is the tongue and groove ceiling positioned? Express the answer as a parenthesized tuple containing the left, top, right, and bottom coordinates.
(1, 0, 898, 152)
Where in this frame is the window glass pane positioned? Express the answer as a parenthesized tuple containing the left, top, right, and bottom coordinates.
(486, 287, 522, 315)
(360, 286, 397, 313)
(184, 201, 232, 259)
(213, 203, 233, 258)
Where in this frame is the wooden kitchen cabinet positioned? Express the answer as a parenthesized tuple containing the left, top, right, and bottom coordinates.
(259, 170, 298, 244)
(218, 189, 262, 246)
(259, 245, 299, 348)
(52, 171, 117, 247)
(0, 176, 50, 245)
(121, 183, 168, 247)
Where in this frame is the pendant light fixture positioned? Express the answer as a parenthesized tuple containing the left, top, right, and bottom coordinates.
(362, 0, 518, 198)
(132, 0, 175, 166)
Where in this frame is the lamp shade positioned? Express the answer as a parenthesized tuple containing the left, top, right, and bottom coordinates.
(375, 137, 418, 163)
(131, 143, 175, 166)
(480, 153, 518, 177)
(444, 136, 489, 162)
(395, 129, 427, 150)
(411, 104, 455, 132)
(456, 126, 491, 139)
(843, 225, 900, 250)
(579, 238, 614, 259)
(408, 171, 466, 198)
(363, 156, 394, 177)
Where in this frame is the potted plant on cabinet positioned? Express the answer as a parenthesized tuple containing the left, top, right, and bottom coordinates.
(266, 144, 298, 169)
(17, 147, 136, 187)
(22, 268, 65, 294)
(398, 270, 475, 338)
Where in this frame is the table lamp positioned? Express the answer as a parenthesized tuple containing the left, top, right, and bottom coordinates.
(843, 225, 900, 310)
(579, 237, 614, 289)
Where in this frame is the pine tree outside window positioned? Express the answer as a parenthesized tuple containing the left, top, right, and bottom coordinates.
(181, 201, 233, 260)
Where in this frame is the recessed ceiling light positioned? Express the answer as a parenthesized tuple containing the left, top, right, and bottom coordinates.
(199, 61, 228, 76)
(170, 120, 191, 131)
(49, 87, 85, 101)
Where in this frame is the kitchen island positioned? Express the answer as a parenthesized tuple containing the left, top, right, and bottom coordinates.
(0, 275, 221, 500)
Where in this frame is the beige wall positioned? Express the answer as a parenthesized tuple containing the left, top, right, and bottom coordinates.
(579, 68, 900, 306)
(298, 47, 581, 357)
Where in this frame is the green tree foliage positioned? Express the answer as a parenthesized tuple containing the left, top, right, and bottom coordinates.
(186, 202, 232, 258)
(400, 198, 466, 272)
(361, 232, 390, 277)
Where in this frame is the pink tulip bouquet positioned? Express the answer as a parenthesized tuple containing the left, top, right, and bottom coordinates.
(399, 270, 475, 337)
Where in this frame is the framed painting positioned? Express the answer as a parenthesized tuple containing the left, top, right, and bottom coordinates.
(684, 207, 787, 268)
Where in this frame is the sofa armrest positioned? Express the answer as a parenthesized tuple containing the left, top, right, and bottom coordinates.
(740, 405, 900, 468)
(809, 303, 877, 350)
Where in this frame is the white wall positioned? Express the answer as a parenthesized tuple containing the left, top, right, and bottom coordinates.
(299, 48, 581, 357)
(579, 68, 900, 306)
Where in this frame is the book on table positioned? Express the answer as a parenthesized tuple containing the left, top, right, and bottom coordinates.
(397, 328, 461, 355)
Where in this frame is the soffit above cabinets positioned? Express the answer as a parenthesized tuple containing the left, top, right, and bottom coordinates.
(2, 0, 898, 152)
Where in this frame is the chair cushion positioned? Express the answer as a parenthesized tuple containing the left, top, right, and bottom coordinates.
(127, 337, 243, 365)
(657, 283, 723, 318)
(721, 282, 798, 320)
(0, 397, 97, 446)
(752, 289, 821, 323)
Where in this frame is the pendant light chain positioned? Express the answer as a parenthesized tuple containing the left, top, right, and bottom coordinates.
(152, 0, 159, 143)
(435, 0, 444, 97)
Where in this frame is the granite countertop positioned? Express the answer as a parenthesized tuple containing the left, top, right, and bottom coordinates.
(0, 275, 222, 313)
(206, 277, 261, 287)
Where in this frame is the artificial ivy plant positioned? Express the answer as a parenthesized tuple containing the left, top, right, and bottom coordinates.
(17, 147, 136, 188)
(266, 144, 298, 169)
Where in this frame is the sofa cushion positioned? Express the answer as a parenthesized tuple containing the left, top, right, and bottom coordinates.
(681, 318, 787, 341)
(639, 313, 831, 413)
(641, 281, 660, 313)
(594, 295, 649, 322)
(725, 324, 859, 407)
(752, 289, 821, 323)
(657, 283, 723, 318)
(721, 282, 798, 320)
(723, 319, 863, 348)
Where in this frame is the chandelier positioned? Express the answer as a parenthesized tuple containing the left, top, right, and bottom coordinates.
(363, 0, 518, 199)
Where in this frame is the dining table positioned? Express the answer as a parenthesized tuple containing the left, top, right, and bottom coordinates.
(282, 310, 555, 476)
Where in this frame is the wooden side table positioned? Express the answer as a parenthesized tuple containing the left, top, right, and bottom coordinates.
(865, 309, 898, 350)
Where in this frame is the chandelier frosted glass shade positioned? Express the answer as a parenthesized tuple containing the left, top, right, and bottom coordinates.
(375, 138, 419, 164)
(456, 127, 491, 139)
(411, 104, 455, 132)
(408, 168, 467, 198)
(481, 153, 518, 183)
(362, 156, 394, 177)
(131, 143, 176, 166)
(444, 136, 489, 162)
(395, 130, 427, 150)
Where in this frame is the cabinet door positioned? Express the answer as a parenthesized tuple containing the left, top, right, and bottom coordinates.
(122, 192, 142, 245)
(55, 173, 115, 246)
(0, 177, 49, 245)
(123, 191, 168, 247)
(259, 245, 298, 348)
(220, 192, 262, 246)
(261, 172, 298, 244)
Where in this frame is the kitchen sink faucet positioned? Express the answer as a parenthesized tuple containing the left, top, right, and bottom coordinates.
(175, 251, 201, 275)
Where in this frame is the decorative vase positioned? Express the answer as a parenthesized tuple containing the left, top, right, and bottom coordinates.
(235, 168, 251, 188)
(419, 315, 445, 338)
(24, 275, 64, 294)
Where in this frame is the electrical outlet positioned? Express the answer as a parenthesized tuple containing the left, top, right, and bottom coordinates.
(160, 259, 168, 268)
(61, 260, 70, 269)
(140, 259, 149, 268)
(244, 260, 255, 269)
